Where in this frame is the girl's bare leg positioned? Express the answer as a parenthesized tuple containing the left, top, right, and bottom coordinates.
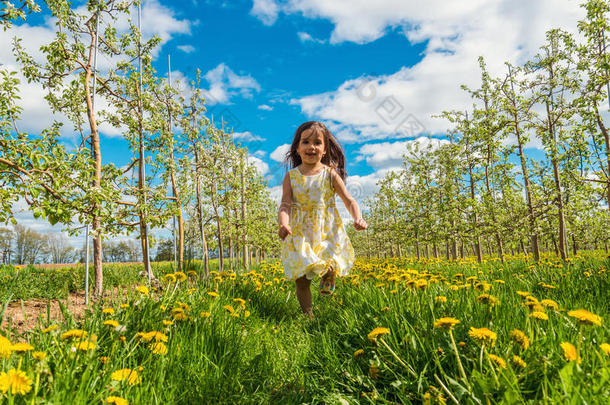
(295, 275, 313, 316)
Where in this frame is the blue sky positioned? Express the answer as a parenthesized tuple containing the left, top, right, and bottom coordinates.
(1, 0, 586, 244)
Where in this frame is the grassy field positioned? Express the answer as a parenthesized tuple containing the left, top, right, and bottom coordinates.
(0, 252, 609, 404)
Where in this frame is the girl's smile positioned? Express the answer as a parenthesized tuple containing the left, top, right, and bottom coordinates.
(297, 129, 325, 166)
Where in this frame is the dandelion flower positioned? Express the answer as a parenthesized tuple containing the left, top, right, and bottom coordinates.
(111, 369, 141, 385)
(32, 351, 47, 361)
(476, 294, 498, 305)
(560, 342, 580, 363)
(516, 291, 531, 297)
(433, 317, 460, 330)
(104, 320, 119, 328)
(136, 331, 168, 343)
(42, 324, 58, 334)
(367, 327, 390, 343)
(207, 291, 219, 298)
(223, 305, 235, 314)
(511, 355, 527, 368)
(149, 342, 168, 355)
(200, 312, 211, 318)
(175, 272, 187, 282)
(468, 327, 497, 346)
(61, 329, 88, 340)
(136, 285, 149, 295)
(567, 309, 602, 326)
(488, 354, 506, 369)
(435, 296, 447, 303)
(106, 396, 129, 405)
(72, 341, 97, 351)
(233, 298, 246, 309)
(11, 342, 34, 353)
(530, 311, 548, 321)
(163, 274, 176, 283)
(0, 369, 33, 395)
(368, 364, 380, 379)
(163, 320, 174, 326)
(509, 329, 530, 350)
(600, 343, 610, 357)
(102, 308, 115, 315)
(541, 299, 559, 310)
(354, 349, 364, 357)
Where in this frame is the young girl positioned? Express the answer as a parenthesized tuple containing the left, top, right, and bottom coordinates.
(278, 121, 367, 316)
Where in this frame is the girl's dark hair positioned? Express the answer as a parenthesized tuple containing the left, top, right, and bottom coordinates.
(284, 121, 347, 181)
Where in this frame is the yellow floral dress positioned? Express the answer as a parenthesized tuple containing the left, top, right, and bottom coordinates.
(281, 165, 355, 281)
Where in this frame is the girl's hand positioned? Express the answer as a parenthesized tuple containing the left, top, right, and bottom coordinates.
(278, 224, 292, 240)
(354, 218, 367, 230)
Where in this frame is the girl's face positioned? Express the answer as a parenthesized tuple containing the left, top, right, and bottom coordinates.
(296, 128, 326, 165)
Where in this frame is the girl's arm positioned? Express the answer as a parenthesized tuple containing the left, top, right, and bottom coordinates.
(329, 168, 367, 230)
(278, 172, 292, 239)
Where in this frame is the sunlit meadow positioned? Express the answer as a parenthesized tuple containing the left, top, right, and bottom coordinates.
(0, 252, 609, 404)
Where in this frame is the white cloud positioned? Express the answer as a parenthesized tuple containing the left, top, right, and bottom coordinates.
(250, 0, 279, 26)
(270, 143, 291, 162)
(248, 155, 269, 176)
(297, 31, 325, 44)
(356, 137, 449, 171)
(258, 104, 273, 111)
(178, 44, 195, 53)
(203, 63, 261, 105)
(233, 131, 265, 142)
(252, 149, 267, 158)
(281, 0, 583, 144)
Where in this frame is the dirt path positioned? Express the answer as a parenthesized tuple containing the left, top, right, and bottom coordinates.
(1, 286, 137, 337)
(1, 292, 89, 336)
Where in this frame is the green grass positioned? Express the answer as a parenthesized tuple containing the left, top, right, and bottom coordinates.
(0, 252, 609, 404)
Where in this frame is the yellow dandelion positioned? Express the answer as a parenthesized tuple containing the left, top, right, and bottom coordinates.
(207, 291, 219, 298)
(560, 342, 580, 363)
(435, 296, 447, 303)
(200, 312, 211, 318)
(136, 331, 168, 343)
(163, 320, 174, 326)
(367, 327, 390, 343)
(368, 364, 380, 379)
(468, 327, 497, 346)
(530, 311, 548, 321)
(42, 324, 58, 334)
(32, 351, 47, 361)
(61, 329, 88, 340)
(100, 356, 109, 364)
(567, 309, 602, 326)
(516, 291, 531, 297)
(111, 369, 141, 385)
(106, 396, 129, 405)
(541, 299, 559, 310)
(10, 342, 34, 353)
(175, 271, 187, 282)
(600, 343, 610, 357)
(102, 308, 115, 315)
(136, 285, 149, 295)
(354, 349, 365, 357)
(104, 320, 119, 328)
(488, 354, 506, 369)
(509, 329, 530, 350)
(121, 304, 130, 309)
(224, 305, 235, 314)
(476, 294, 498, 305)
(173, 312, 188, 321)
(163, 274, 176, 283)
(72, 341, 97, 351)
(244, 311, 251, 318)
(149, 342, 168, 355)
(0, 369, 33, 395)
(511, 355, 527, 368)
(433, 317, 460, 330)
